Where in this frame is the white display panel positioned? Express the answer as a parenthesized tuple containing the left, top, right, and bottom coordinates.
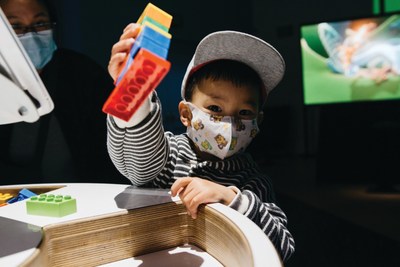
(0, 7, 53, 125)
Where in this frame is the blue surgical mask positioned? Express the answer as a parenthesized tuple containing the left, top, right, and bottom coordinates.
(18, 29, 57, 70)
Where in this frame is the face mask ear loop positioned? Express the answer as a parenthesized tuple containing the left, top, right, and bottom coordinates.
(183, 101, 196, 117)
(183, 101, 193, 109)
(180, 101, 194, 128)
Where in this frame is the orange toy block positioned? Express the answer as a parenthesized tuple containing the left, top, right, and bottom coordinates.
(103, 48, 171, 121)
(137, 3, 172, 30)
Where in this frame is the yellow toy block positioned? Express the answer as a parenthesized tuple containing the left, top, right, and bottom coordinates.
(137, 3, 172, 30)
(0, 193, 13, 204)
(140, 21, 172, 39)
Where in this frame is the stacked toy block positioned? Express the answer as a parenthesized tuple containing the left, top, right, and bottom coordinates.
(103, 3, 173, 121)
(7, 188, 36, 204)
(26, 194, 77, 217)
(0, 193, 13, 206)
(1, 189, 37, 207)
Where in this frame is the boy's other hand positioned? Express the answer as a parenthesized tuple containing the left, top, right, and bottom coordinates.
(171, 177, 236, 219)
(108, 23, 141, 81)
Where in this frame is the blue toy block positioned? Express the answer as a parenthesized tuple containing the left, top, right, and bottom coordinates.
(116, 25, 171, 85)
(137, 24, 171, 49)
(7, 188, 37, 204)
(132, 33, 169, 59)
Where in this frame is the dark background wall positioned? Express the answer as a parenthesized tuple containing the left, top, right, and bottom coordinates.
(52, 0, 399, 186)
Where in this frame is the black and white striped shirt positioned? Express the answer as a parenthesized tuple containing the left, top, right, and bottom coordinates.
(107, 95, 295, 261)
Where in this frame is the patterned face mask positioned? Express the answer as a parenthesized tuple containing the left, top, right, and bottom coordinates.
(186, 102, 259, 160)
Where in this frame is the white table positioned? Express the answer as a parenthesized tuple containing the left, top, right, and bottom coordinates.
(0, 183, 282, 267)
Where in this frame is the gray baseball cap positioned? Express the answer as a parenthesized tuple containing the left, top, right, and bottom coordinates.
(181, 30, 285, 106)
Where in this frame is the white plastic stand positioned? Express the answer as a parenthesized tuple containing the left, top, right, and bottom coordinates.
(0, 73, 40, 124)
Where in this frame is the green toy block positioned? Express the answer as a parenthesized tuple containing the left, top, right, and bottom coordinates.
(26, 194, 77, 217)
(142, 16, 169, 32)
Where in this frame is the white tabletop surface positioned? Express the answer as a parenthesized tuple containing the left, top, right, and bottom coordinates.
(0, 183, 130, 227)
(0, 183, 282, 267)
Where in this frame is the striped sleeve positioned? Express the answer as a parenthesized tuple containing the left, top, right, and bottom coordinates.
(241, 190, 295, 261)
(106, 95, 168, 185)
(229, 169, 295, 261)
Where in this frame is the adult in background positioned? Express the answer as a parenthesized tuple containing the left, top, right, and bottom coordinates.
(0, 0, 126, 184)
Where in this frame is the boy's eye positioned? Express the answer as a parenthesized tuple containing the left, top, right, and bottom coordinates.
(207, 105, 222, 113)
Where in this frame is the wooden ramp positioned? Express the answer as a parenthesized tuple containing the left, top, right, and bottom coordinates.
(22, 203, 253, 267)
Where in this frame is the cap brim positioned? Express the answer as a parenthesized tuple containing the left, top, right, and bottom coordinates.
(181, 31, 285, 103)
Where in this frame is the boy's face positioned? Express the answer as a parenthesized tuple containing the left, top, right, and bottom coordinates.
(179, 77, 263, 161)
(189, 78, 261, 121)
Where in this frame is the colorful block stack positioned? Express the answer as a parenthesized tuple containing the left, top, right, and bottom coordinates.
(103, 3, 173, 121)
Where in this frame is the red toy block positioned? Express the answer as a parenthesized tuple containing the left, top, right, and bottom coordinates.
(103, 48, 171, 121)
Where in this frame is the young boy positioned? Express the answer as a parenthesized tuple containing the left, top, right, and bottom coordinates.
(107, 24, 295, 261)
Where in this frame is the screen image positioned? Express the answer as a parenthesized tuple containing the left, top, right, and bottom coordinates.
(301, 14, 400, 105)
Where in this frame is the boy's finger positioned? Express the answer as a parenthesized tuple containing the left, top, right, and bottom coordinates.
(111, 38, 134, 56)
(120, 24, 141, 41)
(171, 177, 192, 196)
(108, 52, 128, 81)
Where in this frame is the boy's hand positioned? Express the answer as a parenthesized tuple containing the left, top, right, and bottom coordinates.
(108, 23, 141, 81)
(171, 177, 236, 219)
